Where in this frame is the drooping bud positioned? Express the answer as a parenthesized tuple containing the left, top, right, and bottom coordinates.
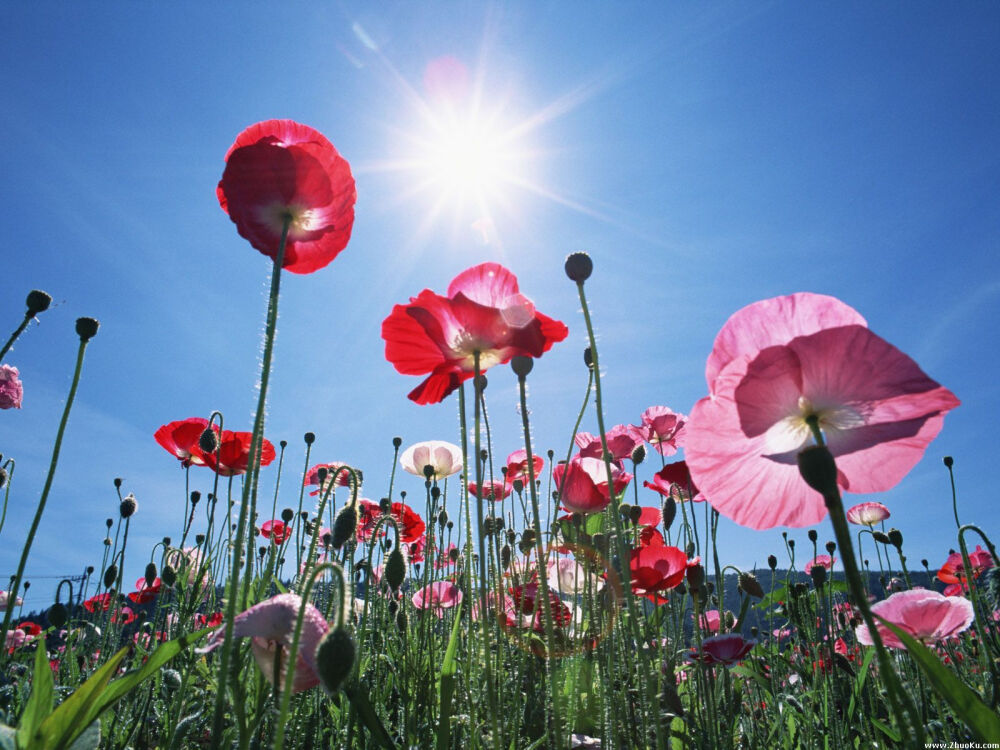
(144, 562, 157, 588)
(796, 445, 839, 496)
(331, 505, 358, 549)
(161, 564, 176, 587)
(384, 547, 407, 591)
(661, 495, 677, 532)
(872, 531, 891, 545)
(314, 626, 357, 695)
(583, 347, 593, 370)
(199, 428, 218, 454)
(887, 528, 903, 549)
(48, 602, 68, 629)
(103, 565, 118, 589)
(564, 252, 593, 283)
(500, 544, 512, 570)
(739, 571, 764, 599)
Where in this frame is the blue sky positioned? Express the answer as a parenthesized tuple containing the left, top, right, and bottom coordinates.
(2, 3, 998, 611)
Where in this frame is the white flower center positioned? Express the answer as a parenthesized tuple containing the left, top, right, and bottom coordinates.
(763, 396, 866, 454)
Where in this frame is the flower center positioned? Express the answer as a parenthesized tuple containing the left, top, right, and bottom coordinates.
(763, 396, 866, 454)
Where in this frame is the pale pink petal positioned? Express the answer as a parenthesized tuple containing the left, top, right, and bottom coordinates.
(705, 293, 867, 393)
(447, 262, 520, 307)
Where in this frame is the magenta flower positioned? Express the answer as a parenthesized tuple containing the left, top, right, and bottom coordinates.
(685, 293, 960, 529)
(553, 455, 632, 515)
(574, 426, 644, 462)
(411, 581, 463, 616)
(804, 554, 835, 572)
(696, 609, 728, 633)
(0, 365, 24, 409)
(846, 501, 891, 526)
(504, 449, 545, 484)
(200, 593, 328, 693)
(635, 406, 687, 456)
(855, 588, 975, 649)
(686, 633, 755, 666)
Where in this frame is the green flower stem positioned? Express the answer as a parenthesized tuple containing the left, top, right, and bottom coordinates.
(210, 216, 290, 749)
(0, 328, 93, 656)
(0, 311, 34, 365)
(515, 367, 563, 745)
(0, 458, 14, 538)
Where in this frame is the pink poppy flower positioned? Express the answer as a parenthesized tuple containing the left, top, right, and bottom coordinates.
(846, 501, 891, 526)
(574, 426, 644, 462)
(467, 479, 510, 501)
(546, 557, 602, 595)
(260, 520, 293, 545)
(6, 629, 26, 651)
(381, 263, 569, 404)
(0, 365, 24, 409)
(400, 440, 462, 480)
(200, 593, 328, 693)
(553, 456, 632, 515)
(411, 581, 463, 616)
(0, 590, 23, 611)
(505, 449, 545, 484)
(696, 609, 729, 634)
(217, 120, 356, 274)
(635, 406, 687, 456)
(687, 633, 755, 666)
(804, 555, 835, 572)
(855, 588, 975, 649)
(685, 293, 960, 529)
(643, 461, 702, 503)
(304, 462, 353, 496)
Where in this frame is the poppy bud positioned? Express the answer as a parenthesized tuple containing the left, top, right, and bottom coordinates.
(810, 564, 827, 588)
(430, 486, 441, 501)
(114, 478, 122, 489)
(280, 507, 295, 523)
(450, 546, 460, 563)
(195, 534, 206, 545)
(279, 440, 287, 449)
(661, 496, 676, 532)
(739, 571, 764, 599)
(303, 432, 315, 445)
(887, 528, 903, 548)
(768, 555, 778, 570)
(331, 505, 357, 549)
(315, 626, 357, 694)
(511, 356, 533, 378)
(396, 610, 407, 634)
(796, 445, 838, 496)
(512, 479, 524, 494)
(685, 542, 696, 559)
(144, 562, 157, 588)
(162, 536, 171, 547)
(48, 602, 68, 629)
(161, 564, 176, 587)
(921, 559, 929, 569)
(86, 566, 94, 575)
(75, 317, 99, 342)
(583, 347, 593, 370)
(687, 564, 704, 589)
(0, 468, 6, 490)
(943, 456, 954, 468)
(162, 668, 182, 691)
(384, 547, 407, 591)
(619, 502, 633, 521)
(807, 529, 818, 543)
(792, 582, 808, 598)
(631, 444, 646, 465)
(422, 464, 435, 480)
(564, 252, 593, 283)
(379, 497, 392, 513)
(199, 428, 218, 454)
(103, 565, 118, 589)
(628, 506, 642, 525)
(103, 537, 112, 546)
(447, 521, 454, 532)
(119, 494, 137, 518)
(872, 531, 891, 545)
(788, 540, 795, 550)
(106, 518, 114, 529)
(501, 545, 513, 570)
(474, 374, 488, 392)
(26, 290, 52, 316)
(825, 541, 836, 555)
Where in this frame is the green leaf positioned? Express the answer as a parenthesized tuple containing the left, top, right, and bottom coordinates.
(66, 721, 100, 750)
(29, 644, 129, 750)
(731, 664, 772, 694)
(870, 718, 900, 743)
(585, 513, 605, 536)
(845, 647, 875, 718)
(344, 682, 397, 749)
(17, 635, 54, 749)
(436, 601, 463, 750)
(876, 619, 1000, 742)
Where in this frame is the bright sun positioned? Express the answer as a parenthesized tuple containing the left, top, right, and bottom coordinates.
(423, 114, 509, 195)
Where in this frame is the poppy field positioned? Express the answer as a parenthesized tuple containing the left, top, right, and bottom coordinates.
(0, 114, 998, 750)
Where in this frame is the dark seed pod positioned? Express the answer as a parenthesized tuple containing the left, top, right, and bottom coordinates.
(315, 626, 357, 694)
(161, 564, 177, 587)
(564, 252, 593, 283)
(144, 562, 157, 588)
(396, 610, 407, 634)
(119, 494, 137, 518)
(392, 436, 402, 449)
(304, 432, 316, 445)
(511, 356, 533, 378)
(331, 505, 358, 549)
(887, 528, 903, 549)
(384, 547, 407, 591)
(190, 491, 201, 505)
(943, 456, 953, 468)
(872, 531, 891, 545)
(195, 534, 206, 545)
(106, 518, 114, 529)
(767, 554, 778, 571)
(281, 507, 295, 523)
(810, 564, 827, 588)
(583, 347, 593, 370)
(26, 290, 52, 315)
(807, 529, 818, 543)
(75, 317, 99, 341)
(48, 602, 68, 629)
(103, 565, 118, 589)
(825, 541, 836, 555)
(686, 564, 704, 589)
(628, 505, 642, 525)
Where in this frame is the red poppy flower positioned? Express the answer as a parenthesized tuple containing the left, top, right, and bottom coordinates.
(111, 607, 137, 625)
(629, 544, 689, 603)
(505, 449, 545, 484)
(260, 519, 293, 544)
(303, 462, 353, 496)
(355, 499, 384, 542)
(201, 430, 276, 477)
(553, 456, 631, 515)
(381, 263, 569, 404)
(389, 502, 426, 544)
(195, 611, 225, 628)
(83, 593, 114, 613)
(128, 577, 163, 604)
(686, 633, 755, 667)
(154, 418, 213, 467)
(643, 461, 702, 503)
(508, 583, 573, 627)
(937, 545, 994, 586)
(217, 120, 356, 274)
(18, 622, 41, 637)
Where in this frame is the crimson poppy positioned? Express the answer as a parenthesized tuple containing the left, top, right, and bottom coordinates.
(629, 544, 689, 603)
(217, 120, 356, 274)
(381, 263, 568, 404)
(202, 430, 276, 477)
(83, 593, 114, 613)
(260, 519, 293, 545)
(643, 461, 701, 503)
(154, 418, 213, 467)
(303, 462, 353, 496)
